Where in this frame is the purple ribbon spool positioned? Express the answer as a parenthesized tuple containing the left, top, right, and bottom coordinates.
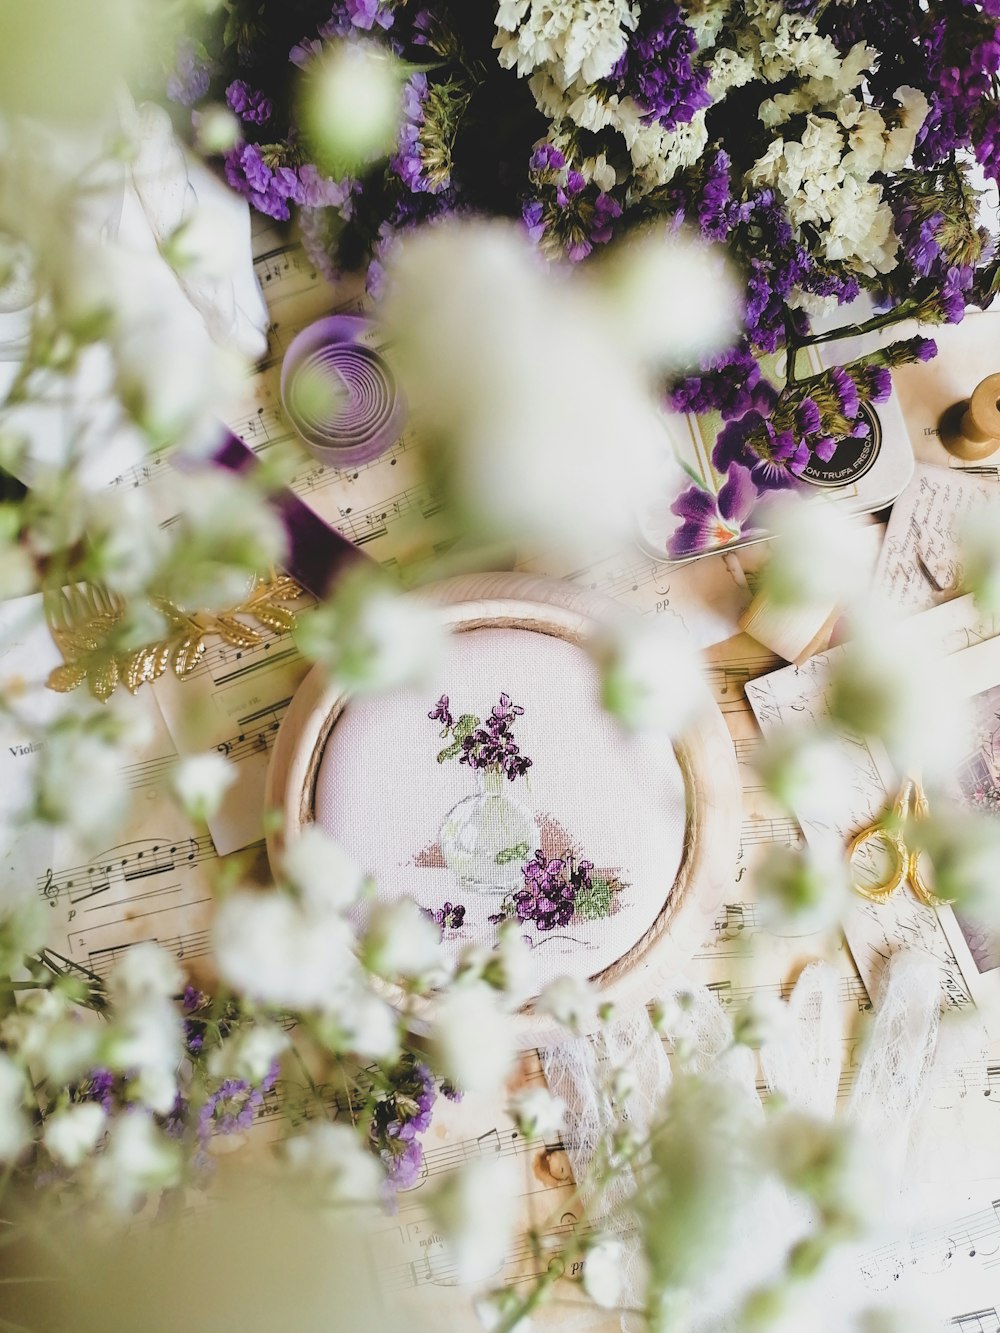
(281, 314, 405, 468)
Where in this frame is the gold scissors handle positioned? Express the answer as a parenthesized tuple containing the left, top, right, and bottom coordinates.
(848, 778, 954, 908)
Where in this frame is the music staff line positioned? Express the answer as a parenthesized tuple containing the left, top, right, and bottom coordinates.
(38, 835, 217, 908)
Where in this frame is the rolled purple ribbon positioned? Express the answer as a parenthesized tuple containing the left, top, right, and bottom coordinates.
(281, 314, 405, 468)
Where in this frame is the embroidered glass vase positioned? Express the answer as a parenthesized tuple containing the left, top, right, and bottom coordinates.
(439, 766, 539, 895)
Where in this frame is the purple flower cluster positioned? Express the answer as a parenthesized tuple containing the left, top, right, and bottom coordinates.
(609, 1, 710, 131)
(80, 1068, 116, 1115)
(198, 1060, 279, 1140)
(224, 143, 353, 222)
(226, 79, 272, 126)
(523, 144, 621, 262)
(508, 851, 593, 932)
(370, 1057, 437, 1190)
(391, 73, 441, 194)
(167, 38, 212, 107)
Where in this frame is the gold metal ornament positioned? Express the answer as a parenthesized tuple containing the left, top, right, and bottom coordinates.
(44, 574, 301, 701)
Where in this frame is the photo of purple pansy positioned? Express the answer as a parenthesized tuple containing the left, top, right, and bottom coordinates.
(667, 463, 757, 560)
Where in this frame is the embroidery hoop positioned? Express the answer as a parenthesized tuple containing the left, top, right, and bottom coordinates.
(265, 572, 741, 1047)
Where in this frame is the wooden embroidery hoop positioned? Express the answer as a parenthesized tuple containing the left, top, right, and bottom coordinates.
(265, 572, 741, 1048)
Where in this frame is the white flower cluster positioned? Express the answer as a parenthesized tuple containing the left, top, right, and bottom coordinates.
(734, 3, 928, 276)
(495, 0, 639, 86)
(749, 90, 928, 275)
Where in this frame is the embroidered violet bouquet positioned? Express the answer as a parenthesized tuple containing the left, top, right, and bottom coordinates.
(172, 0, 1000, 556)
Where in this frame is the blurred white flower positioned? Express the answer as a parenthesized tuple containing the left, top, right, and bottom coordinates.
(756, 494, 871, 609)
(338, 989, 400, 1062)
(44, 1101, 106, 1168)
(106, 941, 183, 1005)
(510, 1086, 565, 1140)
(431, 1157, 517, 1284)
(731, 992, 794, 1052)
(285, 1122, 384, 1205)
(83, 486, 167, 596)
(434, 982, 516, 1095)
(828, 620, 969, 777)
(752, 728, 855, 823)
(296, 575, 446, 695)
(755, 842, 850, 935)
(159, 470, 287, 612)
(582, 1235, 625, 1309)
(170, 752, 236, 823)
(590, 614, 708, 736)
(208, 1024, 289, 1085)
(959, 500, 1000, 613)
(299, 41, 404, 178)
(34, 727, 129, 846)
(192, 105, 241, 155)
(763, 1110, 881, 1234)
(88, 1113, 181, 1214)
(284, 825, 367, 911)
(536, 975, 599, 1035)
(105, 956, 184, 1117)
(910, 802, 1000, 922)
(0, 1053, 29, 1162)
(381, 219, 680, 557)
(362, 899, 447, 982)
(474, 1292, 533, 1333)
(213, 886, 355, 1012)
(590, 225, 741, 369)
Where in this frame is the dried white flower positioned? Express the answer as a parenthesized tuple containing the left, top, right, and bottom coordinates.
(590, 614, 708, 737)
(431, 1157, 517, 1284)
(434, 982, 516, 1095)
(88, 1113, 181, 1214)
(582, 1235, 625, 1309)
(510, 1086, 565, 1140)
(170, 752, 236, 823)
(362, 899, 447, 982)
(536, 974, 599, 1035)
(106, 941, 183, 1005)
(285, 1122, 384, 1205)
(208, 1024, 289, 1085)
(282, 825, 367, 912)
(0, 1054, 29, 1163)
(44, 1101, 106, 1168)
(213, 887, 355, 1013)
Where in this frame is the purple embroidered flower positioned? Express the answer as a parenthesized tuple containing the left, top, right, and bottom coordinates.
(667, 464, 758, 560)
(422, 901, 466, 931)
(428, 695, 454, 729)
(508, 851, 594, 931)
(226, 79, 272, 126)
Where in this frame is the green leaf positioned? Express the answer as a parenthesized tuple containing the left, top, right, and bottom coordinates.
(573, 876, 615, 920)
(453, 714, 479, 740)
(437, 742, 462, 763)
(495, 841, 530, 866)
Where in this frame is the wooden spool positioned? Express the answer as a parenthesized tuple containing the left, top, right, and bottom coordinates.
(265, 572, 741, 1048)
(939, 372, 1000, 462)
